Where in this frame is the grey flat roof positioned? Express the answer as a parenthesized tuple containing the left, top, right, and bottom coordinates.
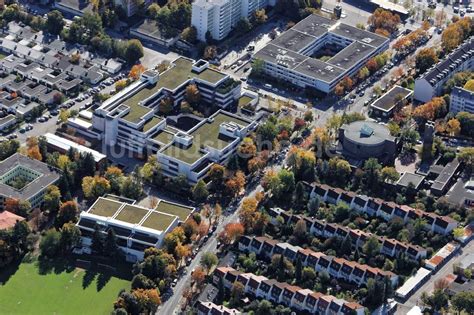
(331, 23, 388, 48)
(254, 44, 307, 69)
(256, 14, 389, 83)
(294, 58, 345, 82)
(292, 14, 336, 36)
(328, 41, 376, 70)
(431, 159, 460, 191)
(0, 153, 61, 201)
(397, 172, 424, 188)
(371, 85, 413, 112)
(447, 178, 474, 205)
(272, 29, 318, 53)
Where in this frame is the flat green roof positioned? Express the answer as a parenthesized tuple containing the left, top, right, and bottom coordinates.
(155, 201, 192, 221)
(88, 198, 123, 217)
(121, 104, 153, 124)
(115, 205, 149, 224)
(141, 211, 176, 231)
(238, 95, 253, 107)
(142, 116, 163, 132)
(153, 129, 175, 145)
(161, 112, 250, 164)
(117, 58, 226, 121)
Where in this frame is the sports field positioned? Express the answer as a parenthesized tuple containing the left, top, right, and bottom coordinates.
(0, 261, 130, 315)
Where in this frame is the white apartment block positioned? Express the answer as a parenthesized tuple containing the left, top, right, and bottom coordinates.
(253, 14, 390, 94)
(450, 86, 474, 114)
(414, 38, 474, 103)
(192, 0, 274, 41)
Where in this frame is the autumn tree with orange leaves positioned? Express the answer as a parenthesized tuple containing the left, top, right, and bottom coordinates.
(368, 8, 401, 36)
(441, 17, 471, 52)
(218, 222, 244, 245)
(129, 64, 145, 80)
(26, 137, 42, 161)
(225, 171, 246, 196)
(191, 266, 206, 286)
(413, 97, 447, 122)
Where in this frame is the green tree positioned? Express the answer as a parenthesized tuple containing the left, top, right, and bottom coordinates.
(251, 58, 265, 76)
(59, 222, 81, 253)
(104, 228, 120, 258)
(229, 281, 245, 306)
(458, 147, 474, 175)
(363, 158, 382, 189)
(363, 236, 380, 258)
(91, 224, 104, 254)
(451, 291, 474, 314)
(200, 252, 218, 274)
(334, 202, 350, 222)
(40, 229, 61, 257)
(46, 10, 65, 35)
(121, 174, 143, 200)
(56, 200, 79, 228)
(381, 167, 400, 183)
(124, 39, 144, 64)
(11, 220, 30, 252)
(422, 289, 448, 311)
(192, 180, 209, 203)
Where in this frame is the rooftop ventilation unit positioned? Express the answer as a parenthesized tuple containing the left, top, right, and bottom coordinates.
(362, 38, 373, 44)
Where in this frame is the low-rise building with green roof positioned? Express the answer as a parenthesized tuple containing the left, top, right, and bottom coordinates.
(76, 196, 194, 262)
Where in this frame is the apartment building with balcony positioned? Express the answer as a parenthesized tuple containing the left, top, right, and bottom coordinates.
(450, 85, 474, 114)
(192, 0, 275, 41)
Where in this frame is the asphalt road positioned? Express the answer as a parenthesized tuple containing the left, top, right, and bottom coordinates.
(396, 240, 474, 314)
(157, 184, 265, 315)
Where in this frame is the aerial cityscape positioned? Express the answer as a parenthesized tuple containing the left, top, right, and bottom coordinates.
(0, 0, 473, 314)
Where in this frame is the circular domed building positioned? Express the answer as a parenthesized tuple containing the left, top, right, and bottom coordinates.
(338, 120, 397, 162)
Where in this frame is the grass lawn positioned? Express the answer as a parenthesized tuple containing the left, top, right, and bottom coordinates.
(0, 260, 130, 315)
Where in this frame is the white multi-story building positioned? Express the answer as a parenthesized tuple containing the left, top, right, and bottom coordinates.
(450, 86, 474, 114)
(192, 0, 274, 41)
(90, 58, 243, 158)
(153, 110, 257, 184)
(414, 38, 474, 103)
(253, 14, 390, 94)
(69, 57, 258, 183)
(76, 196, 194, 262)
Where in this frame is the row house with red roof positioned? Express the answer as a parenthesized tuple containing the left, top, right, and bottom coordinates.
(310, 183, 458, 235)
(267, 209, 427, 261)
(213, 267, 365, 315)
(239, 236, 399, 287)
